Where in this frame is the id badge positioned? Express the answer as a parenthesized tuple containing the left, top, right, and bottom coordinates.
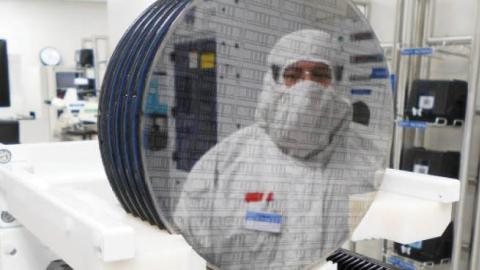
(244, 211, 282, 234)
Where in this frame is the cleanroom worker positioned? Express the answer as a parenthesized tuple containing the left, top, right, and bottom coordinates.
(173, 29, 380, 270)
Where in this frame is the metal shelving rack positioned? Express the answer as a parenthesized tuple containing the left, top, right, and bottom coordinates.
(81, 35, 110, 93)
(385, 1, 480, 270)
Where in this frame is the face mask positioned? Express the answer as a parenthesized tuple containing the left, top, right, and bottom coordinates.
(267, 80, 352, 159)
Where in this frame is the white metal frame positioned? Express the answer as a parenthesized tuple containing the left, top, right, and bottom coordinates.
(458, 1, 480, 269)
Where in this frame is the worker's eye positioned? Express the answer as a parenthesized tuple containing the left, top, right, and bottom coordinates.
(283, 73, 298, 80)
(283, 68, 302, 81)
(310, 67, 332, 80)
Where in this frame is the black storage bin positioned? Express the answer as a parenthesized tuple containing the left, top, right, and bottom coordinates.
(406, 80, 467, 125)
(395, 148, 459, 263)
(401, 147, 460, 179)
(76, 49, 94, 67)
(0, 121, 19, 145)
(394, 222, 454, 264)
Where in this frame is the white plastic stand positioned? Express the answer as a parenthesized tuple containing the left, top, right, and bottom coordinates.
(0, 142, 205, 270)
(352, 169, 460, 244)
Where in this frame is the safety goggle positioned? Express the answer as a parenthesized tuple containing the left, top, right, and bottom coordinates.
(282, 62, 333, 86)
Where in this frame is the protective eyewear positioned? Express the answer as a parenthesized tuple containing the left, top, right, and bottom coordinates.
(282, 63, 332, 86)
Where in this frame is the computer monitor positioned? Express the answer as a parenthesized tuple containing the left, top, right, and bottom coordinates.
(56, 72, 81, 89)
(0, 40, 10, 107)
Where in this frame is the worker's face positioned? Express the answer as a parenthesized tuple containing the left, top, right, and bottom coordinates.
(282, 60, 332, 88)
